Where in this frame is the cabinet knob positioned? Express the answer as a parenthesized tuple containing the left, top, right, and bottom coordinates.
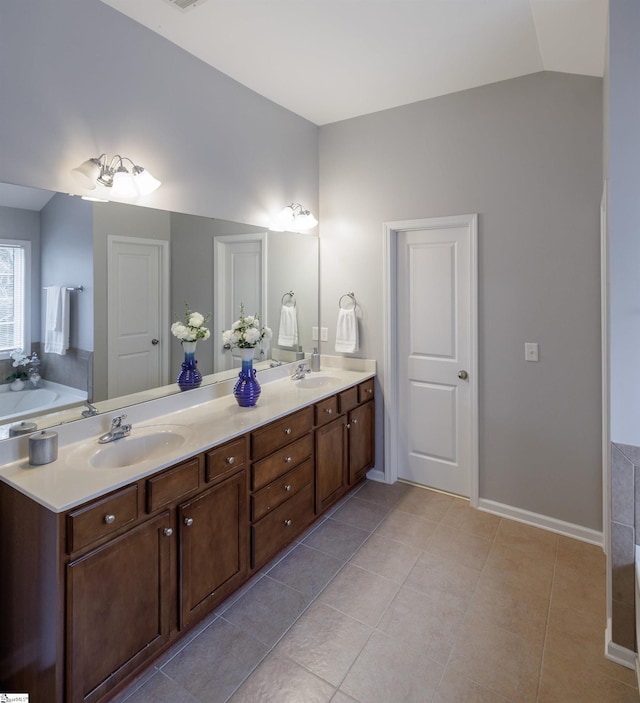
(226, 456, 235, 465)
(184, 517, 194, 527)
(104, 514, 116, 524)
(283, 519, 292, 527)
(163, 527, 173, 537)
(352, 418, 358, 425)
(325, 408, 333, 414)
(284, 456, 292, 463)
(345, 423, 351, 429)
(284, 484, 292, 492)
(284, 427, 292, 435)
(366, 388, 373, 394)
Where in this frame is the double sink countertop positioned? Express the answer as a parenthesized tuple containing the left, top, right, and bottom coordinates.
(0, 357, 375, 514)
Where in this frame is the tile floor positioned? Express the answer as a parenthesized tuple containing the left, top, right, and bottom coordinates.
(113, 481, 640, 703)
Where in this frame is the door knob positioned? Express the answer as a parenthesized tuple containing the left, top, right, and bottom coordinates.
(151, 338, 159, 345)
(458, 370, 468, 380)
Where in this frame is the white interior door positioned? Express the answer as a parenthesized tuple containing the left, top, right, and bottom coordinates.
(214, 234, 267, 371)
(107, 236, 169, 398)
(389, 215, 477, 498)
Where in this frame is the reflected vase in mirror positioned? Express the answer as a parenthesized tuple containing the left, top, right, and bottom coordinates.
(233, 348, 261, 407)
(177, 341, 202, 392)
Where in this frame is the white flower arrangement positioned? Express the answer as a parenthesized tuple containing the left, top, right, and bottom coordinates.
(171, 305, 211, 343)
(222, 303, 273, 350)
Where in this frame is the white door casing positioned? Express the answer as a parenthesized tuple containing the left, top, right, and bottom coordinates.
(213, 234, 267, 371)
(107, 236, 169, 399)
(383, 215, 478, 502)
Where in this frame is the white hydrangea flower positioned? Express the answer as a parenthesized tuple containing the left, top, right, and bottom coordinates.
(188, 312, 205, 328)
(243, 327, 261, 344)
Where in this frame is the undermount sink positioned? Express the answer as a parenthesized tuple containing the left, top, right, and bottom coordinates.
(295, 374, 341, 389)
(69, 425, 190, 469)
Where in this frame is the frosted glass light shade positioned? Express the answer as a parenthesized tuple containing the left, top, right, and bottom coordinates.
(132, 167, 161, 196)
(111, 169, 137, 199)
(71, 158, 100, 189)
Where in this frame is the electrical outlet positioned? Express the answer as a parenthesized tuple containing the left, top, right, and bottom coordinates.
(525, 342, 539, 362)
(320, 327, 328, 342)
(312, 327, 319, 341)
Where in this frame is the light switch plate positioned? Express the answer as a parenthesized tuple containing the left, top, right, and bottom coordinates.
(312, 327, 319, 341)
(320, 327, 328, 342)
(525, 342, 539, 362)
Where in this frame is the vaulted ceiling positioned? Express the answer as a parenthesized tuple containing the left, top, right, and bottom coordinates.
(100, 0, 607, 125)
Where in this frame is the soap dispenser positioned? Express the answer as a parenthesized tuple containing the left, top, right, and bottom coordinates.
(295, 346, 305, 361)
(310, 348, 320, 372)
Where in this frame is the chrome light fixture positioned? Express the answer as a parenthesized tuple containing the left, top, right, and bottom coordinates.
(71, 154, 161, 198)
(273, 203, 318, 231)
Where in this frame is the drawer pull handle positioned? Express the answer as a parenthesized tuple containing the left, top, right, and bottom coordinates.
(226, 456, 235, 465)
(284, 428, 292, 435)
(163, 527, 173, 537)
(184, 517, 194, 527)
(325, 408, 333, 414)
(284, 484, 292, 492)
(284, 456, 292, 463)
(104, 514, 116, 524)
(284, 519, 292, 527)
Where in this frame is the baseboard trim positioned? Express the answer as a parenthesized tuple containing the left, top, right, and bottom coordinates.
(366, 469, 386, 483)
(477, 498, 603, 548)
(604, 619, 636, 670)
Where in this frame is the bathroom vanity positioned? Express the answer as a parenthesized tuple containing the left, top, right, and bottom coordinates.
(0, 366, 375, 703)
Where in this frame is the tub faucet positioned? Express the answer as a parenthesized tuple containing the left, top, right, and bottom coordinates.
(98, 414, 131, 443)
(291, 362, 310, 380)
(82, 402, 98, 418)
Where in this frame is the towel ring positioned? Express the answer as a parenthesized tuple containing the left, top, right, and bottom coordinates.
(281, 291, 296, 307)
(339, 292, 357, 310)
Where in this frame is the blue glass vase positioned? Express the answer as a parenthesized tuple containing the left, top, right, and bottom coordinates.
(177, 341, 202, 392)
(233, 348, 261, 407)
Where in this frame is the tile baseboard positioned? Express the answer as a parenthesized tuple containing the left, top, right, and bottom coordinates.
(605, 618, 636, 671)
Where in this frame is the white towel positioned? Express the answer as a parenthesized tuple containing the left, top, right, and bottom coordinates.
(335, 307, 359, 353)
(44, 286, 70, 355)
(277, 305, 298, 347)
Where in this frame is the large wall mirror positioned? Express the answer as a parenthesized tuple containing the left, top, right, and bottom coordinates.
(0, 182, 319, 439)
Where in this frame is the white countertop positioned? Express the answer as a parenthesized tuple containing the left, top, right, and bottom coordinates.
(0, 359, 375, 513)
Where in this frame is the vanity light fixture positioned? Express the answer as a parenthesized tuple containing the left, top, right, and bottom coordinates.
(273, 203, 318, 231)
(71, 154, 161, 198)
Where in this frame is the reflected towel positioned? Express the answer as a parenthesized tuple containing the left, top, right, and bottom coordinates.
(44, 286, 70, 355)
(277, 305, 298, 347)
(335, 307, 359, 353)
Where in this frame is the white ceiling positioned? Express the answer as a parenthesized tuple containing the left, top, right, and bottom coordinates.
(105, 0, 607, 126)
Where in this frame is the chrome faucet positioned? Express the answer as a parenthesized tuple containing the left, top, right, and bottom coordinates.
(81, 402, 99, 418)
(98, 414, 132, 443)
(291, 361, 310, 380)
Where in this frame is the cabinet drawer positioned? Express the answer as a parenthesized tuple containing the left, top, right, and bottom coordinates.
(315, 395, 339, 427)
(338, 386, 358, 414)
(146, 456, 201, 513)
(251, 433, 313, 491)
(67, 485, 138, 553)
(358, 378, 374, 403)
(251, 406, 313, 460)
(251, 482, 314, 568)
(206, 437, 247, 483)
(251, 458, 313, 522)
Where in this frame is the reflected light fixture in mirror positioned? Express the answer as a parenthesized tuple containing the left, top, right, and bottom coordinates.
(273, 203, 318, 232)
(71, 154, 161, 199)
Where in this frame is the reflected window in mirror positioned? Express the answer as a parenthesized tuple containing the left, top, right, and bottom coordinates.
(0, 239, 31, 359)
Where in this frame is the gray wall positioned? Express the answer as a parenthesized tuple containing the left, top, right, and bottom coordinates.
(0, 0, 318, 232)
(319, 72, 603, 530)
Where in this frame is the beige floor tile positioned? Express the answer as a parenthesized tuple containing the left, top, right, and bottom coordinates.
(425, 523, 493, 571)
(121, 671, 200, 703)
(435, 668, 512, 703)
(317, 563, 400, 627)
(551, 557, 607, 616)
(557, 534, 606, 571)
(302, 518, 370, 561)
(493, 519, 558, 562)
(440, 499, 502, 540)
(545, 605, 638, 687)
(340, 630, 444, 703)
(377, 585, 465, 665)
(481, 542, 555, 600)
(538, 649, 640, 703)
(374, 508, 439, 550)
(267, 543, 343, 597)
(228, 652, 336, 702)
(447, 614, 543, 703)
(330, 692, 360, 703)
(405, 551, 481, 611)
(330, 497, 390, 531)
(350, 532, 421, 583)
(274, 602, 371, 687)
(354, 479, 410, 508)
(394, 486, 455, 522)
(465, 579, 549, 646)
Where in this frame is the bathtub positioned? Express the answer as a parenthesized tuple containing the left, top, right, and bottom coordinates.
(0, 380, 87, 423)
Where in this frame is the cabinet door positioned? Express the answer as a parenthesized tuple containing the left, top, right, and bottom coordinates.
(179, 470, 248, 628)
(315, 415, 348, 514)
(348, 401, 375, 484)
(66, 512, 172, 703)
